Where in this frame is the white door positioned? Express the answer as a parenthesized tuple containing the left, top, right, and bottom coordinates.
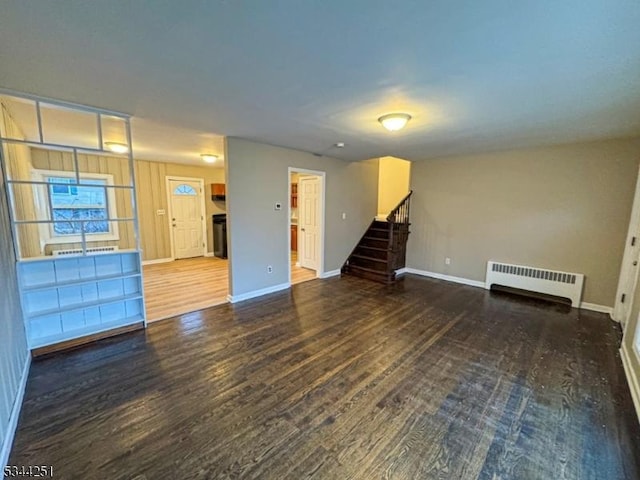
(169, 179, 204, 259)
(299, 176, 320, 270)
(614, 165, 640, 329)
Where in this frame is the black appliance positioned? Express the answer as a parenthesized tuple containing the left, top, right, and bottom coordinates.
(213, 214, 227, 259)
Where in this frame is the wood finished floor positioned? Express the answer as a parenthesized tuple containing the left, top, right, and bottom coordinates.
(291, 251, 317, 285)
(10, 275, 640, 479)
(143, 257, 229, 322)
(144, 255, 316, 322)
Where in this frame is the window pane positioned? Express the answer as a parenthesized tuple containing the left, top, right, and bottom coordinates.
(48, 177, 107, 208)
(52, 208, 109, 235)
(173, 184, 197, 195)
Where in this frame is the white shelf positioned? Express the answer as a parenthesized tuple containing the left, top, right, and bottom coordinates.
(27, 293, 143, 320)
(22, 272, 142, 292)
(29, 315, 144, 349)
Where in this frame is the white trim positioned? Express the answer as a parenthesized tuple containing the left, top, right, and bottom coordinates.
(165, 176, 207, 259)
(403, 268, 486, 288)
(579, 302, 613, 315)
(1, 353, 31, 471)
(613, 164, 640, 326)
(287, 168, 326, 280)
(404, 268, 616, 314)
(141, 257, 173, 266)
(319, 269, 341, 279)
(621, 343, 640, 423)
(227, 282, 290, 303)
(204, 252, 214, 257)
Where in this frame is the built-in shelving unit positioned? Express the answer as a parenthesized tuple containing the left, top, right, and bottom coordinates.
(0, 90, 146, 353)
(18, 251, 144, 349)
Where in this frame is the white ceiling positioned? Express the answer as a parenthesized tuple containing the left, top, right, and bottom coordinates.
(1, 95, 225, 166)
(0, 1, 639, 162)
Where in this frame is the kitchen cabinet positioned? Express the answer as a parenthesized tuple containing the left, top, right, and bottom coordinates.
(291, 225, 297, 252)
(211, 183, 225, 200)
(291, 183, 298, 208)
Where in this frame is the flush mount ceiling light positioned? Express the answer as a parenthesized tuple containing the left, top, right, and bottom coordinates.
(104, 142, 129, 154)
(378, 113, 412, 132)
(201, 154, 218, 163)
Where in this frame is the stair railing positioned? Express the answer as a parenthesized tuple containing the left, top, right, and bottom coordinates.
(386, 190, 413, 271)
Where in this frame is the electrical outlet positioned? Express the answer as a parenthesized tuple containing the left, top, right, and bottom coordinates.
(267, 265, 273, 273)
(275, 203, 282, 210)
(445, 257, 451, 265)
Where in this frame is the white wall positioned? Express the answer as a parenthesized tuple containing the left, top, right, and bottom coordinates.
(0, 127, 30, 467)
(377, 156, 411, 217)
(225, 137, 378, 297)
(407, 137, 640, 306)
(0, 175, 29, 471)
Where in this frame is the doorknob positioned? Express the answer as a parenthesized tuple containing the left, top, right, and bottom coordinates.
(634, 261, 638, 266)
(172, 224, 176, 227)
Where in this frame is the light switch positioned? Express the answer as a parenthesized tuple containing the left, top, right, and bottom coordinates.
(342, 212, 347, 220)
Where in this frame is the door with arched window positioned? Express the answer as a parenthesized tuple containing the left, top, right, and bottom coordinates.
(168, 178, 204, 259)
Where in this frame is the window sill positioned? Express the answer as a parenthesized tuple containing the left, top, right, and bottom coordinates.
(44, 235, 120, 245)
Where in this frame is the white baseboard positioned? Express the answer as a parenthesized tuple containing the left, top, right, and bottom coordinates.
(579, 302, 613, 315)
(403, 267, 486, 289)
(402, 268, 614, 315)
(227, 282, 290, 303)
(621, 343, 640, 423)
(204, 252, 214, 257)
(142, 257, 173, 266)
(1, 353, 31, 471)
(319, 269, 341, 279)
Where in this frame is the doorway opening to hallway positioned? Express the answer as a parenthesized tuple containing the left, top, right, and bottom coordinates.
(288, 168, 325, 285)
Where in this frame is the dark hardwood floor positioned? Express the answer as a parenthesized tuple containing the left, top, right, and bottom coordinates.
(8, 275, 640, 479)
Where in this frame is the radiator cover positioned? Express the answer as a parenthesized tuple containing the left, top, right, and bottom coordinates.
(485, 261, 584, 307)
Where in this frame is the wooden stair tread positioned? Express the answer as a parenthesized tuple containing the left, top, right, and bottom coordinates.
(363, 236, 389, 241)
(357, 245, 390, 252)
(345, 264, 392, 275)
(350, 254, 388, 263)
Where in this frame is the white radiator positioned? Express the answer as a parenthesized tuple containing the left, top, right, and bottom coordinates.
(53, 246, 119, 257)
(485, 261, 584, 307)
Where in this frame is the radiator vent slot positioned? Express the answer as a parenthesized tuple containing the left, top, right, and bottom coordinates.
(53, 246, 119, 257)
(486, 261, 584, 307)
(491, 262, 576, 285)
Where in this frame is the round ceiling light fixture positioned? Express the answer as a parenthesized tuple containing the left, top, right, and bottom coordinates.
(104, 142, 129, 154)
(201, 154, 218, 163)
(378, 113, 412, 132)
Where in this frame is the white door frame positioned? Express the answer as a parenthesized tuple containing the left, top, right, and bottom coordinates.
(165, 176, 207, 260)
(614, 165, 640, 330)
(288, 167, 325, 280)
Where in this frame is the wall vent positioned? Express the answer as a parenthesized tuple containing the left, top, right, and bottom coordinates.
(485, 261, 584, 307)
(52, 246, 119, 257)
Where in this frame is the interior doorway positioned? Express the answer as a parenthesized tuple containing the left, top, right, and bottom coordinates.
(143, 172, 229, 323)
(166, 176, 207, 259)
(289, 168, 325, 285)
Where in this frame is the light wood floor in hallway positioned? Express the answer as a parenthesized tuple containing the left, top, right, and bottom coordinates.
(144, 254, 317, 322)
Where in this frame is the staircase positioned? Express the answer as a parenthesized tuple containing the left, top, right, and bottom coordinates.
(341, 191, 412, 284)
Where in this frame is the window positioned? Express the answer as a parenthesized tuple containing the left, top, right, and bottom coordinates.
(173, 184, 197, 195)
(48, 177, 109, 235)
(33, 170, 119, 244)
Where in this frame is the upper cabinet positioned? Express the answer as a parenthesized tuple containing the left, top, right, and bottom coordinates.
(291, 183, 298, 208)
(211, 183, 226, 201)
